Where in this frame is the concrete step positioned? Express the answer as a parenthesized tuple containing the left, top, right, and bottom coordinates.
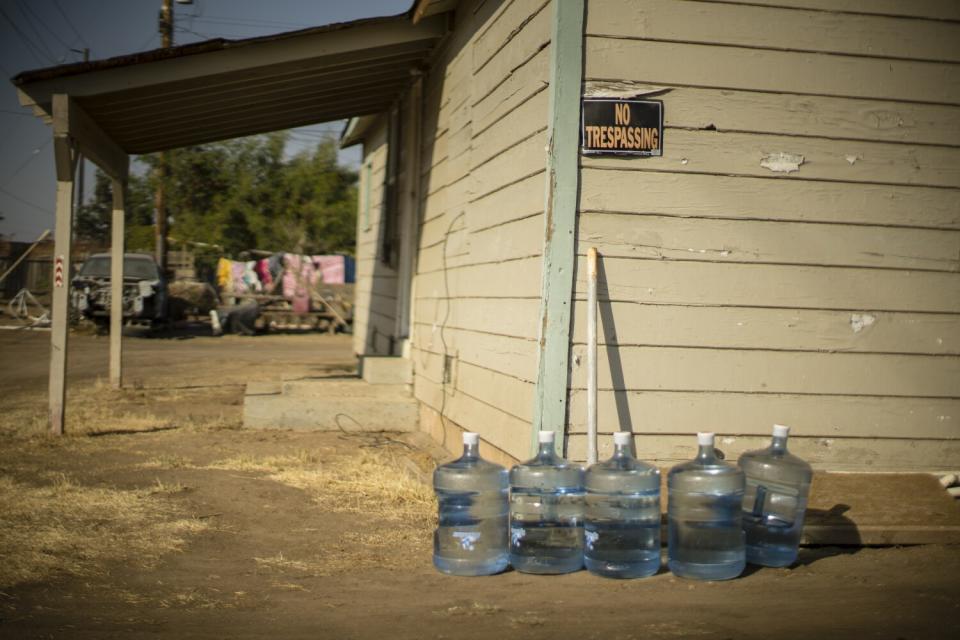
(243, 377, 417, 432)
(361, 356, 412, 384)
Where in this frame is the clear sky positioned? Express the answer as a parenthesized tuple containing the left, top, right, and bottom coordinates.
(0, 0, 411, 241)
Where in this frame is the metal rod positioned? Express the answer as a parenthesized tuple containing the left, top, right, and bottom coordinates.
(587, 246, 598, 465)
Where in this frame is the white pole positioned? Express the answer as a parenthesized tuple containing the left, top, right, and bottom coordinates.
(586, 246, 598, 465)
(109, 177, 126, 390)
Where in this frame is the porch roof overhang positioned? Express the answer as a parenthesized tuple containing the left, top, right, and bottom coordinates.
(12, 13, 448, 157)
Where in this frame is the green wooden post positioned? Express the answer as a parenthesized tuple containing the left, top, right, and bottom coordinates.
(531, 0, 585, 456)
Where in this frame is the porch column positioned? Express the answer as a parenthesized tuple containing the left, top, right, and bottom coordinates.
(49, 96, 78, 434)
(109, 178, 126, 389)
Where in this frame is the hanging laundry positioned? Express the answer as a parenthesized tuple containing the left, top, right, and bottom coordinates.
(255, 258, 273, 292)
(216, 258, 233, 292)
(312, 255, 345, 285)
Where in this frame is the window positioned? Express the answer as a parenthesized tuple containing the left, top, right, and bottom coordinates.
(379, 105, 401, 268)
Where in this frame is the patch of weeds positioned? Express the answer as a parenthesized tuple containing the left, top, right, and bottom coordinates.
(510, 613, 547, 628)
(140, 454, 192, 469)
(435, 602, 502, 617)
(0, 473, 209, 588)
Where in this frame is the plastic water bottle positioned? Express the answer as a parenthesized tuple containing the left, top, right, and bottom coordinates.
(738, 424, 813, 567)
(509, 430, 584, 574)
(584, 431, 661, 578)
(433, 432, 509, 576)
(668, 432, 745, 580)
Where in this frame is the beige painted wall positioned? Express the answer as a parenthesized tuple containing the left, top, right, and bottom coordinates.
(353, 118, 399, 357)
(573, 0, 960, 470)
(409, 0, 552, 462)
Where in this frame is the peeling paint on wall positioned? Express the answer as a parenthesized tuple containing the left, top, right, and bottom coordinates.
(760, 152, 804, 173)
(850, 313, 877, 333)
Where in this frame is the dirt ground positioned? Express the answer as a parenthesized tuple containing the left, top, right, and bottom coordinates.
(1, 329, 959, 639)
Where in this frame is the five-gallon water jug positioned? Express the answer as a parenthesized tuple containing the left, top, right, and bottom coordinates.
(584, 431, 661, 578)
(433, 432, 509, 576)
(509, 430, 585, 574)
(668, 432, 745, 580)
(738, 424, 813, 567)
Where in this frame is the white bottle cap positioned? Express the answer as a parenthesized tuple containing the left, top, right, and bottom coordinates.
(613, 431, 632, 446)
(538, 430, 556, 443)
(772, 424, 790, 438)
(697, 432, 715, 446)
(463, 432, 479, 446)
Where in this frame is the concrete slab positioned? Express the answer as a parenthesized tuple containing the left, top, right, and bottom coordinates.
(361, 356, 412, 384)
(243, 376, 417, 432)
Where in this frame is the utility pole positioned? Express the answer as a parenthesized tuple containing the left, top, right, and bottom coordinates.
(155, 0, 173, 273)
(72, 48, 90, 231)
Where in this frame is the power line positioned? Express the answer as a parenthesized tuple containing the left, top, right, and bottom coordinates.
(12, 1, 59, 62)
(192, 15, 315, 29)
(1, 138, 52, 190)
(0, 109, 34, 117)
(17, 0, 74, 53)
(0, 186, 54, 217)
(0, 7, 57, 65)
(51, 0, 89, 49)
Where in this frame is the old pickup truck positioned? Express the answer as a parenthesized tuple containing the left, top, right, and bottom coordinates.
(72, 253, 168, 327)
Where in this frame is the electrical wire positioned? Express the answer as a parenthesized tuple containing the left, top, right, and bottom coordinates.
(12, 1, 59, 62)
(0, 138, 51, 190)
(0, 7, 57, 65)
(0, 186, 53, 217)
(51, 0, 89, 49)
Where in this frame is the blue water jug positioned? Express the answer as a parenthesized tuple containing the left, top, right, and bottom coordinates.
(584, 431, 661, 578)
(433, 432, 509, 576)
(509, 430, 584, 574)
(668, 432, 745, 580)
(738, 424, 813, 567)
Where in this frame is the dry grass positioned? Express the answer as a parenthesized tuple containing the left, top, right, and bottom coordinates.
(220, 446, 437, 574)
(0, 473, 208, 588)
(0, 383, 241, 440)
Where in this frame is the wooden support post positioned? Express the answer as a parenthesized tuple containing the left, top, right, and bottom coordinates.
(531, 0, 585, 455)
(109, 177, 126, 389)
(48, 106, 77, 434)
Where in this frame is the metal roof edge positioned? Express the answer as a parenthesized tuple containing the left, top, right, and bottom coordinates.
(340, 115, 381, 149)
(12, 13, 412, 87)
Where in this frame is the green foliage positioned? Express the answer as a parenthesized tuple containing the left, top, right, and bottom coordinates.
(77, 132, 357, 259)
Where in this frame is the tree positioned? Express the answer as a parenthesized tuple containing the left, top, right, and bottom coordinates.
(77, 131, 358, 262)
(75, 169, 155, 251)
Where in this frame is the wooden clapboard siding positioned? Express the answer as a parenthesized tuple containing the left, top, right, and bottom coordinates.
(567, 391, 960, 440)
(565, 434, 960, 472)
(353, 117, 397, 357)
(577, 256, 960, 312)
(580, 170, 960, 229)
(612, 86, 960, 147)
(410, 0, 551, 449)
(567, 345, 960, 397)
(570, 303, 960, 355)
(587, 0, 960, 62)
(583, 129, 960, 188)
(711, 0, 960, 22)
(586, 39, 960, 104)
(579, 213, 960, 271)
(577, 0, 960, 469)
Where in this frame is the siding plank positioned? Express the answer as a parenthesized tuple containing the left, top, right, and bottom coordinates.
(582, 128, 960, 188)
(567, 390, 960, 439)
(587, 0, 960, 62)
(586, 37, 960, 104)
(581, 256, 960, 312)
(580, 169, 960, 229)
(714, 0, 960, 22)
(578, 212, 960, 271)
(564, 434, 960, 471)
(569, 302, 960, 355)
(567, 344, 960, 397)
(416, 256, 543, 298)
(642, 86, 960, 146)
